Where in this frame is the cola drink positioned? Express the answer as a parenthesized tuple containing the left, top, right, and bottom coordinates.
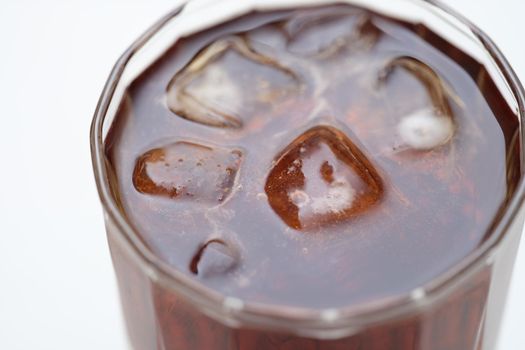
(94, 2, 525, 350)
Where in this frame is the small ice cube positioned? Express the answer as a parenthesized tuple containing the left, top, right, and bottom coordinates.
(133, 141, 243, 204)
(190, 239, 239, 278)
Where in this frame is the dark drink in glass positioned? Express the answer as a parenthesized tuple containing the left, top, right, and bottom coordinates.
(92, 1, 525, 349)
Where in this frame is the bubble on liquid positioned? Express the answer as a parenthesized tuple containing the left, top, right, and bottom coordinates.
(289, 189, 311, 208)
(190, 239, 240, 278)
(265, 126, 383, 230)
(167, 37, 300, 129)
(285, 8, 381, 59)
(133, 141, 242, 204)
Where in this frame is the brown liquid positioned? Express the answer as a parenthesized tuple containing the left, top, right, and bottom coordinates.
(106, 4, 520, 314)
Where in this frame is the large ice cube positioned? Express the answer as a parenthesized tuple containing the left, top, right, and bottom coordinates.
(133, 141, 242, 204)
(265, 126, 383, 230)
(167, 37, 300, 129)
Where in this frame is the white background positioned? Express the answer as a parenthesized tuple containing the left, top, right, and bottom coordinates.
(0, 0, 523, 349)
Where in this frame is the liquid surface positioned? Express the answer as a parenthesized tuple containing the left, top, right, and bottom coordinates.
(106, 5, 521, 309)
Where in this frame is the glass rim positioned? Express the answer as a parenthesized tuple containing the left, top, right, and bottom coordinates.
(90, 0, 525, 338)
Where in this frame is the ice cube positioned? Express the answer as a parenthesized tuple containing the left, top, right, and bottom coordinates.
(132, 141, 242, 204)
(377, 56, 457, 150)
(265, 126, 383, 230)
(189, 239, 239, 277)
(285, 9, 381, 59)
(167, 37, 300, 129)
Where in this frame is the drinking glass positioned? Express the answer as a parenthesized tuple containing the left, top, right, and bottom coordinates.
(91, 1, 525, 349)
